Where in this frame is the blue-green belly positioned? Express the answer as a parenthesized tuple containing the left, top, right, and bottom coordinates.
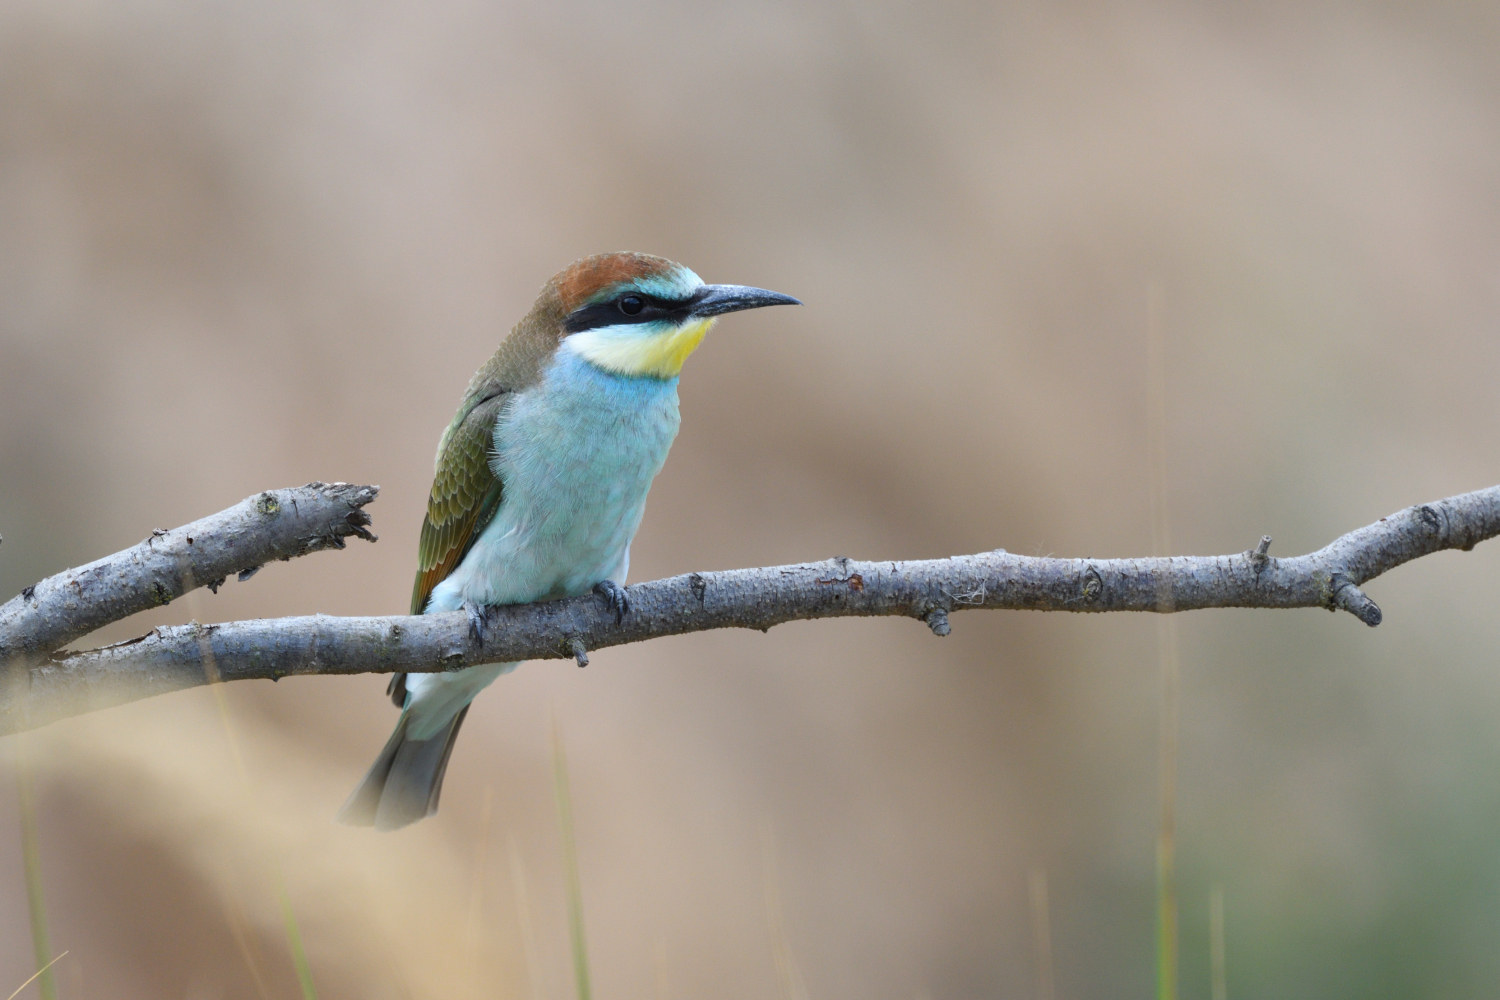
(406, 351, 681, 736)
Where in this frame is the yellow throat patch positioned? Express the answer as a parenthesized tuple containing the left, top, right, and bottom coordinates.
(564, 318, 715, 379)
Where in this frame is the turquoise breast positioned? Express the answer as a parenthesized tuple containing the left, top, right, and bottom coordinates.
(426, 349, 681, 612)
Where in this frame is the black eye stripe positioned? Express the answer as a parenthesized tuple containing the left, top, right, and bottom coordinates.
(563, 291, 699, 333)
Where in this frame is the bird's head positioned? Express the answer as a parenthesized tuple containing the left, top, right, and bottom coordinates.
(549, 252, 800, 379)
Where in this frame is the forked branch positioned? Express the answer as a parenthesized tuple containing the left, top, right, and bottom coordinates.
(4, 482, 1499, 735)
(0, 482, 379, 668)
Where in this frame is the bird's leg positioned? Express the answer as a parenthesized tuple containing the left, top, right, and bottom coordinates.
(593, 580, 630, 624)
(462, 600, 488, 645)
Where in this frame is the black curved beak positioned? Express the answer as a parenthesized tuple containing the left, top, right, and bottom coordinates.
(689, 284, 802, 318)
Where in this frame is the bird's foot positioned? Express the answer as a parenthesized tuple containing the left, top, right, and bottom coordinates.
(462, 600, 488, 645)
(593, 579, 630, 624)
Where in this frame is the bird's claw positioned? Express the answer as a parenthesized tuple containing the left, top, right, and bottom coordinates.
(462, 600, 488, 645)
(593, 579, 630, 624)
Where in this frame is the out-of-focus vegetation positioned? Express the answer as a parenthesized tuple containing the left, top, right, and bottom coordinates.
(2, 1, 1500, 996)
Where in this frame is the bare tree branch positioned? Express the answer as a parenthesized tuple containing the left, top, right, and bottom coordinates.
(0, 483, 379, 669)
(2, 484, 1497, 734)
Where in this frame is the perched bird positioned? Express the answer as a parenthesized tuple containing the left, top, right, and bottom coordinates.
(339, 252, 799, 830)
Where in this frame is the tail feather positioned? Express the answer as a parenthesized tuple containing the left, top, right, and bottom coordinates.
(337, 705, 471, 831)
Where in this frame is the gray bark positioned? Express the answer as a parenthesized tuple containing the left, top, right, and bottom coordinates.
(0, 483, 378, 668)
(3, 483, 1498, 735)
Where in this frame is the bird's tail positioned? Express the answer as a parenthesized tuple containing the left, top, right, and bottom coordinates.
(337, 704, 470, 831)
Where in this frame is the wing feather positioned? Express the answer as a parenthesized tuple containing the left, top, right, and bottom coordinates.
(390, 392, 506, 708)
(410, 392, 507, 616)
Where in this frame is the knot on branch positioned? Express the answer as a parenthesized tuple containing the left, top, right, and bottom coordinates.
(1418, 500, 1485, 552)
(1329, 572, 1382, 627)
(816, 557, 865, 592)
(1080, 566, 1103, 602)
(1418, 504, 1442, 533)
(1248, 535, 1272, 573)
(924, 608, 951, 636)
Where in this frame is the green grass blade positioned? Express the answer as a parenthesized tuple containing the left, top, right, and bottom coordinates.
(1155, 621, 1180, 1000)
(275, 873, 318, 1000)
(551, 719, 591, 1000)
(1028, 868, 1054, 1000)
(196, 625, 319, 1000)
(1210, 886, 1227, 1000)
(4, 951, 66, 1000)
(1148, 286, 1179, 1000)
(1155, 824, 1177, 1000)
(16, 738, 57, 1000)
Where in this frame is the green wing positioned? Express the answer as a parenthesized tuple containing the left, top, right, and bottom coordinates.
(410, 391, 507, 616)
(390, 391, 506, 708)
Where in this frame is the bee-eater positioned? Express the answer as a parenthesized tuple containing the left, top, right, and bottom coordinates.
(339, 252, 799, 830)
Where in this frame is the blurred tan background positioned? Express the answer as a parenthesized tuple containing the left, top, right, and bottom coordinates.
(3, 0, 1500, 997)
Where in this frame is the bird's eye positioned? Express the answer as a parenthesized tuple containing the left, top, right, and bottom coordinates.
(619, 295, 644, 316)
